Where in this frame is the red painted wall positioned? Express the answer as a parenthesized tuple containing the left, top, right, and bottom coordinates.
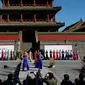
(38, 34, 85, 40)
(0, 34, 19, 40)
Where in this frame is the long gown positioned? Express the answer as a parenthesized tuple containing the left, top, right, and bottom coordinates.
(53, 50, 56, 60)
(56, 50, 58, 60)
(50, 50, 52, 58)
(23, 52, 29, 71)
(46, 50, 49, 60)
(73, 51, 77, 60)
(1, 50, 4, 60)
(35, 55, 42, 69)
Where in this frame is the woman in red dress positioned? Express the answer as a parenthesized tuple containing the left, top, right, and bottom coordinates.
(56, 50, 58, 60)
(1, 50, 4, 60)
(73, 51, 77, 60)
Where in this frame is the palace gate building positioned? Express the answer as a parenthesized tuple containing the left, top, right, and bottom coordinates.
(0, 0, 64, 53)
(0, 0, 85, 59)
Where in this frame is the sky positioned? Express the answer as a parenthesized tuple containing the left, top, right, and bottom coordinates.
(53, 0, 85, 31)
(0, 0, 85, 31)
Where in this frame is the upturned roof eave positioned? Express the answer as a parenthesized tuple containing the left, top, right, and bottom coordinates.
(0, 22, 63, 27)
(0, 6, 61, 11)
(0, 22, 64, 30)
(63, 19, 84, 32)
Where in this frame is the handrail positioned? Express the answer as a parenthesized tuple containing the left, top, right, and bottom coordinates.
(0, 19, 48, 23)
(23, 4, 33, 6)
(4, 4, 46, 7)
(10, 19, 20, 21)
(10, 4, 20, 6)
(36, 4, 46, 6)
(2, 19, 7, 22)
(23, 19, 33, 21)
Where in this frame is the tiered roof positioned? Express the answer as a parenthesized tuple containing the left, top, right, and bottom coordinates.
(63, 19, 85, 32)
(0, 0, 64, 31)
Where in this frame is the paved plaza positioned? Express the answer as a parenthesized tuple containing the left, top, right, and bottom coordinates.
(43, 60, 82, 84)
(0, 60, 82, 85)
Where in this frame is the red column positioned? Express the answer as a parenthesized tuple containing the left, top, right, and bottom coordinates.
(7, 15, 10, 23)
(7, 0, 10, 7)
(50, 1, 53, 7)
(46, 0, 49, 7)
(20, 0, 23, 7)
(0, 15, 2, 23)
(2, 0, 5, 7)
(53, 16, 56, 22)
(47, 15, 49, 22)
(34, 15, 36, 22)
(33, 0, 36, 7)
(20, 14, 23, 22)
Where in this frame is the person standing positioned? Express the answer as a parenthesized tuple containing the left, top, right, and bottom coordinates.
(69, 50, 73, 60)
(59, 50, 61, 60)
(10, 50, 13, 60)
(56, 50, 58, 60)
(50, 50, 52, 58)
(29, 51, 33, 62)
(62, 50, 64, 60)
(23, 51, 29, 71)
(53, 50, 56, 60)
(46, 50, 49, 60)
(35, 54, 42, 69)
(1, 50, 4, 60)
(73, 51, 77, 60)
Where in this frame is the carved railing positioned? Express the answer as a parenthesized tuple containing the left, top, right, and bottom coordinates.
(36, 4, 46, 6)
(10, 4, 20, 6)
(0, 19, 50, 23)
(10, 19, 20, 22)
(23, 19, 33, 21)
(23, 4, 33, 6)
(3, 4, 50, 7)
(37, 19, 46, 21)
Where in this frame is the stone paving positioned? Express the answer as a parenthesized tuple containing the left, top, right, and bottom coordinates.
(19, 60, 51, 83)
(0, 60, 19, 80)
(43, 60, 82, 85)
(0, 60, 83, 85)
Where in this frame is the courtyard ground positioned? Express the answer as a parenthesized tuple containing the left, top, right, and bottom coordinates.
(0, 60, 82, 85)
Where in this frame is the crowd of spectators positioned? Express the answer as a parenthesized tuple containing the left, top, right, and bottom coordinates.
(0, 70, 85, 85)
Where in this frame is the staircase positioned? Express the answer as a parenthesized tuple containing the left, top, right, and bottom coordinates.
(21, 42, 32, 51)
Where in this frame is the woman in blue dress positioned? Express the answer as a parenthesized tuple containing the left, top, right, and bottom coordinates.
(35, 53, 42, 69)
(23, 51, 29, 71)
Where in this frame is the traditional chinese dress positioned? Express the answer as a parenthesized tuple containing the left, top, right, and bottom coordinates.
(23, 52, 29, 71)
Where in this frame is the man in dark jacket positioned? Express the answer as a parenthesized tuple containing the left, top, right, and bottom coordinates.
(76, 73, 85, 85)
(61, 74, 73, 85)
(3, 74, 14, 85)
